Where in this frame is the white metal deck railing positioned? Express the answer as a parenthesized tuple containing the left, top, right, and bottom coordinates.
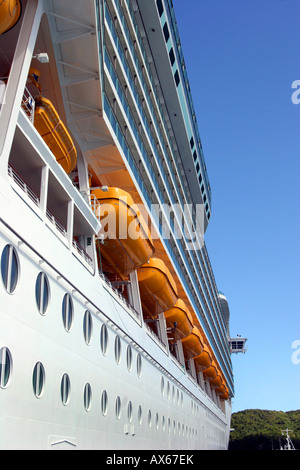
(8, 164, 93, 267)
(8, 164, 40, 206)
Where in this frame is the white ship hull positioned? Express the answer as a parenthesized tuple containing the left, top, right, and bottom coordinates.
(0, 179, 231, 449)
(0, 0, 233, 450)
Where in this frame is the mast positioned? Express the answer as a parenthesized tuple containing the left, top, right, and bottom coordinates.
(280, 429, 296, 450)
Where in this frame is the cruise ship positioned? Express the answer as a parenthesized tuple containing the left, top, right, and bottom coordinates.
(0, 0, 245, 450)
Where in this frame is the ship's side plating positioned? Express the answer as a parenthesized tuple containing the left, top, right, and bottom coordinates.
(0, 0, 233, 449)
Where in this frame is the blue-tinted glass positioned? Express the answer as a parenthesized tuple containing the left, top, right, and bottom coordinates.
(1, 245, 9, 287)
(36, 272, 49, 314)
(1, 245, 18, 293)
(62, 293, 73, 331)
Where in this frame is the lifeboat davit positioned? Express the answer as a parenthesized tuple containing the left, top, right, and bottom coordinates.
(137, 258, 178, 318)
(34, 96, 77, 174)
(92, 188, 154, 278)
(164, 299, 193, 340)
(0, 0, 21, 35)
(194, 344, 212, 373)
(181, 326, 204, 360)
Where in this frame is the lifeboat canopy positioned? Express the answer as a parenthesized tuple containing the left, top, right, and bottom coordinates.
(92, 187, 154, 278)
(34, 96, 77, 174)
(0, 0, 21, 35)
(137, 257, 178, 318)
(181, 326, 204, 360)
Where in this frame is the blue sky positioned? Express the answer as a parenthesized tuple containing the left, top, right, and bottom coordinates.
(173, 0, 300, 413)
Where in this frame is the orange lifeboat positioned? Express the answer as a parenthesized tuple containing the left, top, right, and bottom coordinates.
(194, 344, 212, 373)
(0, 0, 21, 35)
(164, 299, 193, 340)
(219, 387, 229, 400)
(215, 382, 227, 396)
(203, 360, 218, 382)
(34, 96, 77, 174)
(181, 326, 204, 360)
(137, 258, 178, 318)
(210, 371, 223, 389)
(92, 188, 154, 278)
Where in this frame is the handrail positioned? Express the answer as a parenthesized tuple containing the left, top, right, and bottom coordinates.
(8, 164, 39, 206)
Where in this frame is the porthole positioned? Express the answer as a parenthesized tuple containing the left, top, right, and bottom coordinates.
(32, 361, 45, 398)
(0, 347, 12, 388)
(1, 244, 19, 294)
(138, 405, 142, 425)
(161, 377, 165, 396)
(162, 415, 166, 432)
(62, 293, 73, 332)
(100, 324, 108, 355)
(168, 418, 171, 433)
(126, 345, 132, 371)
(147, 409, 152, 428)
(101, 390, 108, 416)
(115, 396, 121, 419)
(167, 381, 170, 399)
(114, 335, 121, 364)
(83, 310, 93, 345)
(84, 383, 92, 411)
(60, 373, 70, 405)
(155, 412, 159, 430)
(136, 353, 142, 378)
(35, 272, 50, 315)
(127, 401, 133, 422)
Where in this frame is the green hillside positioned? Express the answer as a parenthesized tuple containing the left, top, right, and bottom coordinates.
(229, 409, 300, 450)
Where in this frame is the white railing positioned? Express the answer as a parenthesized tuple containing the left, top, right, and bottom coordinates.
(46, 208, 67, 238)
(8, 164, 40, 206)
(72, 239, 93, 267)
(144, 321, 168, 352)
(0, 76, 36, 123)
(98, 269, 141, 321)
(8, 164, 94, 268)
(21, 86, 35, 123)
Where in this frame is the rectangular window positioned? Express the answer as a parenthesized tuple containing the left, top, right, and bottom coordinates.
(190, 137, 194, 149)
(169, 47, 175, 66)
(196, 163, 200, 172)
(156, 0, 164, 17)
(163, 22, 170, 42)
(174, 70, 180, 87)
(198, 173, 202, 183)
(193, 150, 197, 161)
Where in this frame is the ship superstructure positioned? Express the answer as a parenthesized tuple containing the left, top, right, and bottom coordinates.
(0, 0, 235, 449)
